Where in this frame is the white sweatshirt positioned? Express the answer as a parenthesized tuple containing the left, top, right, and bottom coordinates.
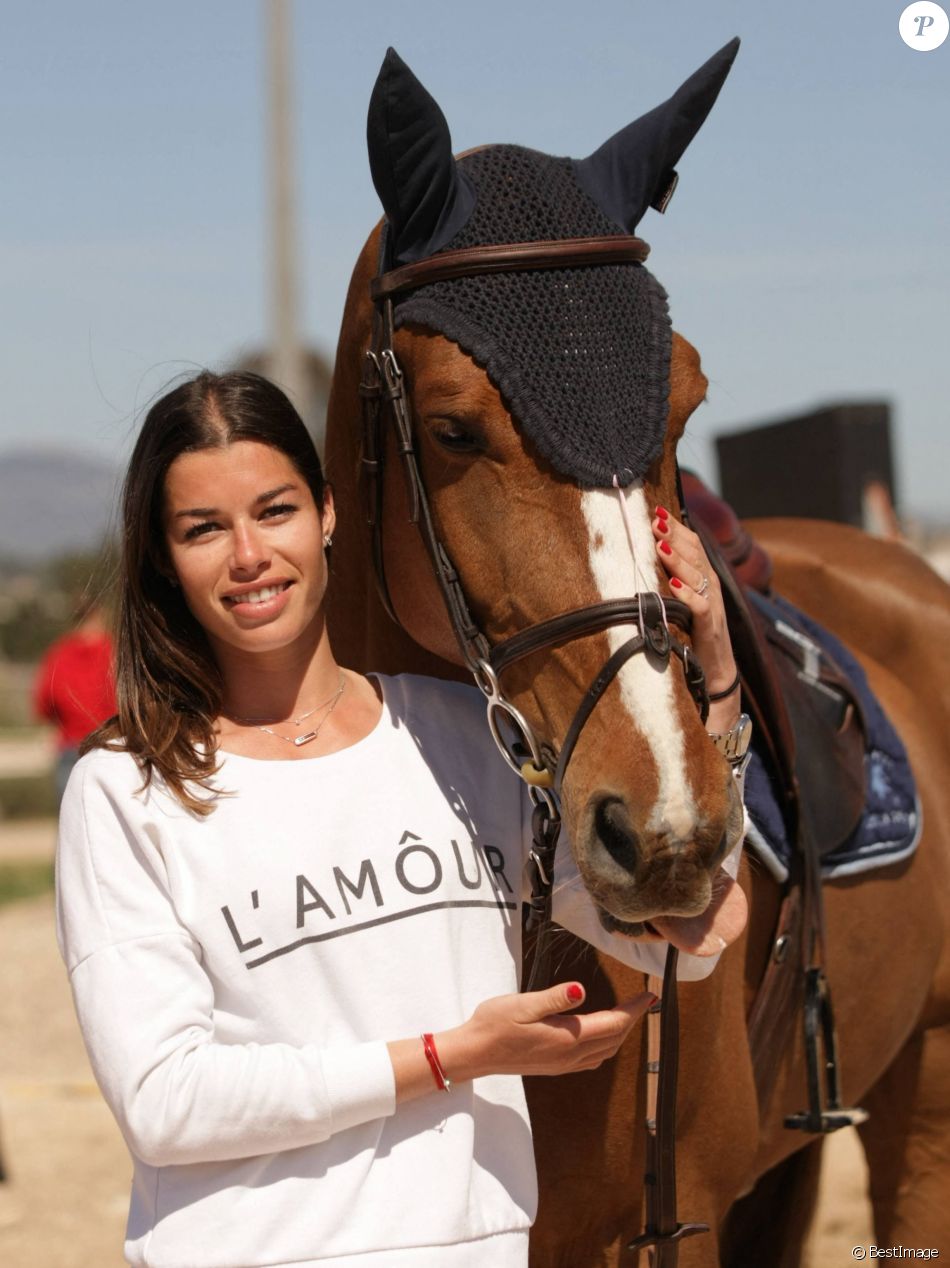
(56, 673, 733, 1268)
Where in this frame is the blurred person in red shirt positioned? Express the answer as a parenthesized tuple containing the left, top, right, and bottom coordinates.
(33, 597, 116, 800)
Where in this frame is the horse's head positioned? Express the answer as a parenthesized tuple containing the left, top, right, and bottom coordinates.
(332, 44, 746, 956)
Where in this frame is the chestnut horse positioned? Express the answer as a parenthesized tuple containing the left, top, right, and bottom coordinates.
(324, 50, 950, 1268)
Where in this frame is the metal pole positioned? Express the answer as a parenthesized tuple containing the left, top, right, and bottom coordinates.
(266, 0, 305, 411)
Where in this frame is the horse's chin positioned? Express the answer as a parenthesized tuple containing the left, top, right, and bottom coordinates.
(596, 861, 748, 958)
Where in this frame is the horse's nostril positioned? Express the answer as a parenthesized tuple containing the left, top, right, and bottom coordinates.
(593, 795, 640, 873)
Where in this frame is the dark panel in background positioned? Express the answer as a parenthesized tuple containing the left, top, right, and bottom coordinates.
(715, 403, 895, 527)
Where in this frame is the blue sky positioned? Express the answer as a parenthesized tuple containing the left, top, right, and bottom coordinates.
(2, 1, 948, 516)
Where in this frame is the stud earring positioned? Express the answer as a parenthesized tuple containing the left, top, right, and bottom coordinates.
(323, 534, 333, 548)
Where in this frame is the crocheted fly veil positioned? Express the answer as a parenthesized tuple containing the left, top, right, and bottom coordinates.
(367, 42, 739, 489)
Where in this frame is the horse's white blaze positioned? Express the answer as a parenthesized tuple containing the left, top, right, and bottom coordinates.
(580, 483, 697, 839)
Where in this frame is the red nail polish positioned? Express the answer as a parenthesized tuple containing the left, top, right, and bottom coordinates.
(656, 519, 669, 534)
(670, 577, 683, 588)
(567, 983, 583, 1003)
(660, 541, 672, 555)
(656, 505, 669, 519)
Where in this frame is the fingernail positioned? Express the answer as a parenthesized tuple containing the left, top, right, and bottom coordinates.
(656, 505, 669, 519)
(656, 520, 669, 535)
(567, 983, 584, 1003)
(660, 541, 672, 555)
(670, 577, 683, 589)
(648, 995, 662, 1011)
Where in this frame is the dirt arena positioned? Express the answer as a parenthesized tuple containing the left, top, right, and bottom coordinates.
(0, 820, 873, 1267)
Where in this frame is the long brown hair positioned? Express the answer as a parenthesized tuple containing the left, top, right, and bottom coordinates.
(86, 371, 326, 813)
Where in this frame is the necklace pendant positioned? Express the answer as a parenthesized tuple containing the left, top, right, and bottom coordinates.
(293, 730, 320, 747)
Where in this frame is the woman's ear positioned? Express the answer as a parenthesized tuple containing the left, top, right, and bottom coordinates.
(321, 484, 336, 546)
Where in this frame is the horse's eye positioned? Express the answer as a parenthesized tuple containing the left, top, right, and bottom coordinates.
(430, 419, 483, 454)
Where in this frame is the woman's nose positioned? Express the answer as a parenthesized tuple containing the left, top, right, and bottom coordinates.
(230, 522, 270, 572)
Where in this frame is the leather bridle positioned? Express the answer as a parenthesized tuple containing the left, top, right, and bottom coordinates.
(359, 229, 713, 1265)
(360, 231, 709, 807)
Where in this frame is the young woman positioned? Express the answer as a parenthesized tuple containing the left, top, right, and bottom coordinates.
(56, 371, 744, 1268)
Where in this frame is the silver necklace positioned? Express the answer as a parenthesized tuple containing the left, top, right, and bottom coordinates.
(230, 674, 346, 747)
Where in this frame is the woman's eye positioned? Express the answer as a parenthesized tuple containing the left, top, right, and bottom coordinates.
(261, 502, 297, 520)
(183, 521, 220, 540)
(431, 420, 482, 453)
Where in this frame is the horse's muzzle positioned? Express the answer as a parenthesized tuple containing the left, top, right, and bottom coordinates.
(575, 774, 744, 927)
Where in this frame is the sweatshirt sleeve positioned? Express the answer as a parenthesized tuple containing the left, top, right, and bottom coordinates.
(55, 758, 396, 1168)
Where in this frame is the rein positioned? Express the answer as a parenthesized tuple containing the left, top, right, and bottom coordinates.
(360, 231, 710, 1263)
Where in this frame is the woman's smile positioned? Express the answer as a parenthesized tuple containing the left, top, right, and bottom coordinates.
(221, 578, 294, 618)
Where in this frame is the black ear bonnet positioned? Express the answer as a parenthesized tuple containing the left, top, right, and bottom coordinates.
(367, 41, 738, 489)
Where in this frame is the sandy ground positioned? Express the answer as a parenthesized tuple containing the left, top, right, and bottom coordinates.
(0, 854, 131, 1266)
(0, 819, 872, 1267)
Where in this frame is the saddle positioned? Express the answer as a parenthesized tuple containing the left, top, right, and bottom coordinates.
(680, 471, 867, 860)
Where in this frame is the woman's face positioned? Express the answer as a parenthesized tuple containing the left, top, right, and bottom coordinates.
(162, 440, 334, 661)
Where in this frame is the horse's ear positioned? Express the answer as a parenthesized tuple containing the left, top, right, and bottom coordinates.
(367, 47, 476, 265)
(574, 38, 740, 232)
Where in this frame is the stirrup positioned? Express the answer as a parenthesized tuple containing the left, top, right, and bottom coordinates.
(785, 967, 868, 1134)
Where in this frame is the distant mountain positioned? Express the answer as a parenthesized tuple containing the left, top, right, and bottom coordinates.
(0, 448, 119, 561)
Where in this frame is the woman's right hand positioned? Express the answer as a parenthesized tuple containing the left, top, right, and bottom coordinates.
(440, 982, 656, 1081)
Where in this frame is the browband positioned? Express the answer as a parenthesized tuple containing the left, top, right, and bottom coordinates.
(371, 234, 651, 302)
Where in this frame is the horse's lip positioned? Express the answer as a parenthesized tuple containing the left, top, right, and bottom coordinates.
(597, 863, 748, 957)
(598, 914, 662, 940)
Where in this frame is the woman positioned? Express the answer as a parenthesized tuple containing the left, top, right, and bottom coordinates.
(56, 370, 743, 1268)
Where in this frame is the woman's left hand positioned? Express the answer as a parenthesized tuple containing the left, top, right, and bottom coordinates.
(651, 505, 740, 728)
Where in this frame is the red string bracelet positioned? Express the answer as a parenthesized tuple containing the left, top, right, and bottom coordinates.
(421, 1033, 452, 1092)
